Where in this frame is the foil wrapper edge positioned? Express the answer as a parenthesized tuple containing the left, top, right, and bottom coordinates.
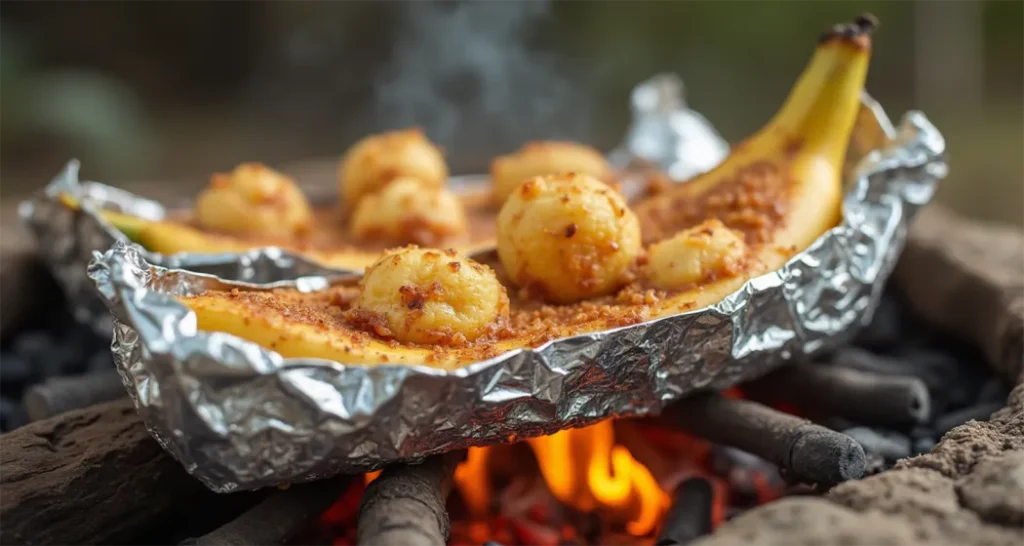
(17, 73, 731, 338)
(31, 93, 945, 493)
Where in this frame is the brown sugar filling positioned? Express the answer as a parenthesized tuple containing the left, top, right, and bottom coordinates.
(637, 160, 791, 246)
(172, 191, 496, 253)
(183, 164, 793, 361)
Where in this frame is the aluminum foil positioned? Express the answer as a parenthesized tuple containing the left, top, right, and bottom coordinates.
(608, 73, 730, 179)
(85, 96, 945, 493)
(16, 165, 485, 335)
(19, 74, 729, 337)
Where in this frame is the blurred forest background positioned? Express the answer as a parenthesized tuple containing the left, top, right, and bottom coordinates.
(1, 0, 1021, 226)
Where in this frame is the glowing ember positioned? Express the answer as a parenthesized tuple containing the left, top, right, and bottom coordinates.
(525, 421, 669, 536)
(310, 409, 787, 545)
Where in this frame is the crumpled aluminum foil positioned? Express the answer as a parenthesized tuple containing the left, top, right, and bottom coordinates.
(608, 73, 730, 180)
(17, 162, 365, 335)
(85, 95, 945, 493)
(19, 74, 729, 337)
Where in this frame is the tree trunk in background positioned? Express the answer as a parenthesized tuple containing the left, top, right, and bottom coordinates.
(914, 0, 985, 115)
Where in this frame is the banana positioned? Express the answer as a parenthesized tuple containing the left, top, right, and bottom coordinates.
(59, 190, 496, 271)
(633, 15, 875, 258)
(177, 16, 875, 370)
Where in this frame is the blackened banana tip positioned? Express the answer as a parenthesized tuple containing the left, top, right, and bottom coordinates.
(855, 13, 879, 33)
(818, 13, 879, 46)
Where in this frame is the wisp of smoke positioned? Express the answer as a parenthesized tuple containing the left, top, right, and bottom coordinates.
(374, 0, 591, 169)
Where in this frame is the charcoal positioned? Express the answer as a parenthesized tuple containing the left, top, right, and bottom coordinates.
(902, 350, 987, 412)
(933, 401, 1004, 435)
(0, 395, 27, 432)
(11, 330, 51, 355)
(49, 351, 80, 378)
(912, 436, 937, 455)
(908, 425, 931, 438)
(193, 476, 348, 546)
(746, 363, 931, 427)
(0, 351, 36, 385)
(831, 347, 941, 387)
(12, 331, 60, 377)
(831, 347, 985, 415)
(65, 326, 95, 350)
(853, 294, 903, 351)
(666, 394, 866, 487)
(24, 368, 126, 422)
(976, 377, 1012, 405)
(819, 417, 856, 432)
(88, 351, 114, 372)
(782, 484, 822, 497)
(710, 446, 782, 507)
(842, 427, 911, 462)
(656, 477, 715, 545)
(863, 453, 888, 475)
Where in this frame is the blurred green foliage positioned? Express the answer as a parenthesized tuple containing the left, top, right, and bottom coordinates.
(0, 24, 154, 177)
(0, 0, 1020, 225)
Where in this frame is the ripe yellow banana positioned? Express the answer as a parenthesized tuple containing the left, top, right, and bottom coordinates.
(634, 15, 874, 259)
(177, 16, 875, 369)
(59, 193, 494, 271)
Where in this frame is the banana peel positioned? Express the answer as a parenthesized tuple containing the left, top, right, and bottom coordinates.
(58, 191, 497, 271)
(176, 16, 875, 369)
(633, 15, 873, 267)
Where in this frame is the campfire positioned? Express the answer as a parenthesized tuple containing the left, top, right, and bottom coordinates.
(301, 349, 936, 546)
(1, 202, 1020, 546)
(0, 24, 1016, 537)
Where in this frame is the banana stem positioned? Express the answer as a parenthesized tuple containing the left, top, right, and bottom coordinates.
(766, 16, 874, 165)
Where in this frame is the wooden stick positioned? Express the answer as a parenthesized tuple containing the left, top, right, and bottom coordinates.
(23, 368, 127, 421)
(742, 363, 932, 427)
(662, 393, 866, 487)
(656, 477, 716, 545)
(0, 398, 207, 544)
(192, 477, 351, 546)
(356, 451, 465, 546)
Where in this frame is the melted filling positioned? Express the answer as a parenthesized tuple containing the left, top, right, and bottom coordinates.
(169, 190, 497, 252)
(191, 271, 674, 365)
(637, 160, 790, 245)
(160, 173, 659, 255)
(181, 164, 795, 365)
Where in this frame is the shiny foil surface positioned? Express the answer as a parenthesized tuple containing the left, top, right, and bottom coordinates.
(83, 95, 945, 493)
(19, 75, 729, 337)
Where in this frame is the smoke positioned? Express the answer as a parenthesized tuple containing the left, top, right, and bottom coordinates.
(373, 0, 591, 167)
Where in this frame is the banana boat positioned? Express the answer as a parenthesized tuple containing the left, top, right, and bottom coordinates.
(175, 15, 876, 371)
(60, 129, 643, 270)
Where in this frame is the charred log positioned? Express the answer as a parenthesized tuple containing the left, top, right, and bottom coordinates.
(23, 367, 127, 421)
(356, 451, 465, 546)
(656, 477, 716, 545)
(743, 363, 932, 427)
(190, 477, 351, 546)
(0, 398, 207, 544)
(664, 393, 866, 487)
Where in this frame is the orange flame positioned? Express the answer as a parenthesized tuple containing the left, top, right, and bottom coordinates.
(529, 421, 670, 536)
(453, 420, 670, 537)
(453, 447, 492, 519)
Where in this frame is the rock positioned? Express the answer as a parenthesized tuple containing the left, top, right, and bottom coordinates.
(691, 497, 919, 546)
(956, 450, 1024, 527)
(894, 205, 1024, 383)
(897, 383, 1024, 478)
(696, 207, 1024, 545)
